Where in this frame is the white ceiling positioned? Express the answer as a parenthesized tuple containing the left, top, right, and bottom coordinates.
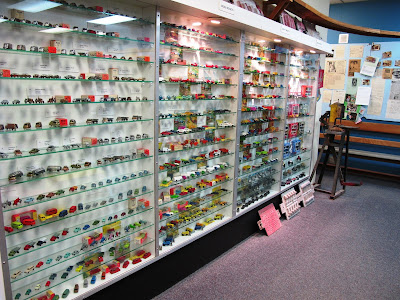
(330, 0, 368, 4)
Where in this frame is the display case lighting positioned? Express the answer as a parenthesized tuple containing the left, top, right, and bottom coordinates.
(192, 22, 202, 26)
(88, 15, 136, 25)
(39, 27, 73, 34)
(210, 19, 221, 24)
(274, 39, 282, 43)
(258, 40, 266, 43)
(8, 0, 61, 13)
(310, 50, 316, 54)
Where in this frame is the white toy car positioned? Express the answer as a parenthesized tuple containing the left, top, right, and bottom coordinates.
(220, 121, 234, 127)
(177, 128, 192, 134)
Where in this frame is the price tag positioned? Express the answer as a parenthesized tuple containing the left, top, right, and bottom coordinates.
(27, 87, 50, 96)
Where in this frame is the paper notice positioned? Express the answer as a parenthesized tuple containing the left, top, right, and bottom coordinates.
(368, 78, 385, 115)
(334, 45, 346, 59)
(322, 89, 332, 103)
(349, 45, 364, 58)
(389, 80, 400, 99)
(346, 77, 359, 95)
(324, 73, 345, 90)
(385, 99, 400, 119)
(355, 86, 372, 105)
(360, 56, 379, 77)
(325, 59, 346, 74)
(332, 90, 346, 104)
(375, 68, 383, 78)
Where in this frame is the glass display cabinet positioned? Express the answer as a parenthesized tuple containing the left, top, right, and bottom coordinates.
(0, 1, 156, 299)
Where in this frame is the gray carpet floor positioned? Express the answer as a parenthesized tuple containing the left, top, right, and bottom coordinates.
(153, 174, 400, 300)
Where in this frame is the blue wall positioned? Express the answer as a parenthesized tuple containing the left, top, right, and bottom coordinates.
(328, 0, 400, 44)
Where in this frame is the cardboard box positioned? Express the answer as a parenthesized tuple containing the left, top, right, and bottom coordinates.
(10, 9, 24, 19)
(55, 95, 71, 103)
(89, 51, 103, 57)
(79, 73, 86, 79)
(1, 69, 10, 77)
(82, 137, 98, 146)
(101, 73, 109, 80)
(137, 56, 151, 62)
(50, 40, 61, 53)
(81, 95, 95, 102)
(46, 47, 57, 53)
(108, 68, 119, 80)
(170, 143, 183, 151)
(56, 118, 68, 127)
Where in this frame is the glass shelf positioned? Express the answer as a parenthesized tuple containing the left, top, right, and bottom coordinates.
(1, 20, 154, 44)
(241, 129, 284, 140)
(158, 126, 235, 139)
(158, 165, 233, 190)
(239, 150, 280, 164)
(160, 42, 237, 57)
(282, 158, 310, 172)
(287, 96, 315, 100)
(238, 163, 279, 179)
(161, 62, 237, 72)
(286, 115, 314, 120)
(158, 190, 232, 225)
(282, 149, 311, 162)
(159, 112, 235, 120)
(242, 97, 284, 100)
(245, 44, 284, 53)
(283, 132, 311, 142)
(160, 98, 236, 102)
(241, 119, 282, 126)
(161, 24, 238, 43)
(0, 77, 153, 83)
(159, 179, 232, 208)
(239, 140, 281, 152)
(0, 48, 154, 64)
(7, 206, 154, 260)
(0, 137, 153, 162)
(282, 167, 309, 181)
(241, 108, 283, 113)
(10, 222, 154, 284)
(244, 71, 286, 77)
(0, 156, 152, 188)
(245, 58, 286, 66)
(159, 139, 234, 156)
(159, 153, 234, 174)
(0, 100, 153, 107)
(5, 190, 153, 237)
(243, 84, 286, 89)
(0, 119, 153, 135)
(3, 172, 153, 213)
(159, 203, 231, 239)
(13, 238, 155, 300)
(159, 81, 237, 86)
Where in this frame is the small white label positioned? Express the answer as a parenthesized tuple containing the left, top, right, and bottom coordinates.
(27, 87, 50, 96)
(107, 45, 122, 53)
(45, 109, 65, 118)
(89, 62, 107, 73)
(280, 25, 291, 36)
(26, 166, 37, 171)
(197, 116, 206, 127)
(73, 41, 90, 50)
(219, 0, 235, 15)
(59, 64, 77, 72)
(130, 87, 141, 94)
(0, 61, 10, 68)
(33, 59, 51, 71)
(316, 40, 323, 47)
(119, 68, 132, 75)
(7, 146, 16, 152)
(97, 87, 111, 94)
(97, 107, 114, 116)
(37, 140, 51, 148)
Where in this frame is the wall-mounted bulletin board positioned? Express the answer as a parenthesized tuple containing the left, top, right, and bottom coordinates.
(321, 42, 400, 122)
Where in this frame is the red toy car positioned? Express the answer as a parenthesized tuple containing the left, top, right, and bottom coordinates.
(143, 252, 151, 259)
(36, 261, 44, 268)
(4, 226, 13, 233)
(131, 258, 142, 264)
(122, 260, 129, 268)
(69, 206, 77, 213)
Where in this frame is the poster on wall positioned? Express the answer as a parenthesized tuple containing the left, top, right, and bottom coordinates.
(348, 59, 361, 76)
(382, 60, 392, 67)
(332, 90, 346, 104)
(382, 51, 392, 59)
(368, 78, 385, 115)
(389, 80, 400, 99)
(392, 70, 400, 80)
(395, 60, 400, 67)
(334, 45, 346, 59)
(349, 45, 364, 58)
(346, 77, 360, 95)
(360, 56, 379, 77)
(371, 44, 381, 51)
(324, 59, 346, 89)
(385, 99, 400, 119)
(355, 86, 372, 105)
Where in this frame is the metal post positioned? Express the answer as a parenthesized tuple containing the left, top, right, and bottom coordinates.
(231, 30, 246, 216)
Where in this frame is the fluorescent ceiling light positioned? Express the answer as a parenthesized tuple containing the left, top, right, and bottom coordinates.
(210, 20, 221, 24)
(8, 0, 61, 13)
(88, 15, 136, 25)
(258, 40, 266, 43)
(295, 50, 303, 54)
(192, 22, 202, 26)
(39, 27, 73, 34)
(310, 50, 316, 54)
(274, 39, 281, 43)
